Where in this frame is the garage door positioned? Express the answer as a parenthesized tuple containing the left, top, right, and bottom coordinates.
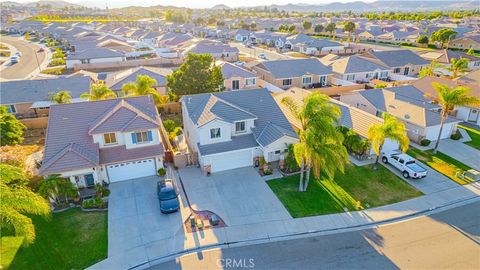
(107, 159, 156, 182)
(206, 149, 253, 173)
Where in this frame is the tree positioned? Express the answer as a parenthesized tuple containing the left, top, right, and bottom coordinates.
(281, 92, 349, 191)
(325, 22, 336, 36)
(343, 21, 356, 40)
(419, 60, 443, 78)
(0, 106, 26, 146)
(302, 20, 312, 31)
(368, 113, 410, 166)
(49, 90, 71, 104)
(466, 48, 475, 56)
(417, 35, 429, 45)
(24, 32, 30, 40)
(81, 81, 116, 101)
(167, 53, 224, 96)
(0, 164, 50, 245)
(38, 174, 78, 206)
(314, 24, 324, 33)
(430, 28, 457, 48)
(431, 83, 478, 153)
(447, 57, 469, 78)
(122, 74, 161, 104)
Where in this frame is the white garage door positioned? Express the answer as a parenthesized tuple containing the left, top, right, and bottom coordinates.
(206, 149, 253, 173)
(107, 159, 156, 182)
(425, 124, 455, 141)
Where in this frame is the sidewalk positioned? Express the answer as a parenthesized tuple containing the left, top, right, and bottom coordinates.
(88, 180, 480, 270)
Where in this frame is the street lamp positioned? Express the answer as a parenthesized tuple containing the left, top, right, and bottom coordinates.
(34, 49, 41, 72)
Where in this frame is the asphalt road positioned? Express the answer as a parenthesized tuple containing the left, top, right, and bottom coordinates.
(0, 35, 46, 80)
(151, 201, 480, 270)
(232, 43, 291, 60)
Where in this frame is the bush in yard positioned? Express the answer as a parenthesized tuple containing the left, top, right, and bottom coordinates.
(94, 183, 110, 197)
(450, 130, 462, 140)
(158, 168, 166, 176)
(48, 58, 65, 67)
(420, 139, 431, 146)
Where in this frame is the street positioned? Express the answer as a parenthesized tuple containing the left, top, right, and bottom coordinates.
(0, 35, 46, 80)
(231, 43, 292, 60)
(151, 201, 480, 270)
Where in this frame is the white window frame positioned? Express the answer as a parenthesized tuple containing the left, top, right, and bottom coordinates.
(235, 121, 246, 133)
(103, 132, 117, 145)
(319, 75, 327, 86)
(380, 71, 389, 79)
(245, 77, 256, 86)
(393, 67, 401, 74)
(210, 128, 221, 139)
(282, 78, 292, 86)
(302, 76, 312, 85)
(5, 104, 16, 113)
(346, 74, 355, 81)
(134, 131, 149, 144)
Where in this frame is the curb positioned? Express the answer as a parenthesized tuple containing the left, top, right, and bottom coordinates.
(126, 194, 479, 270)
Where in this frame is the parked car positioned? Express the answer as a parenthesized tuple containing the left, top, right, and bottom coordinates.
(258, 53, 268, 60)
(382, 152, 427, 179)
(10, 55, 19, 64)
(157, 179, 180, 214)
(38, 47, 45, 53)
(234, 61, 245, 66)
(15, 51, 22, 57)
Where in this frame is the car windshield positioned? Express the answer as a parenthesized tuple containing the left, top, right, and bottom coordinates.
(159, 189, 176, 200)
(406, 160, 415, 165)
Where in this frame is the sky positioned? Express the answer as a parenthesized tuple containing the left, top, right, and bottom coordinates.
(5, 0, 377, 9)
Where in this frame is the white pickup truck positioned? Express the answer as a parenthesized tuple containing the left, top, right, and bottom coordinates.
(382, 152, 427, 179)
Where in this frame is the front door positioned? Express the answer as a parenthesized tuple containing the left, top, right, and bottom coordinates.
(404, 67, 410, 75)
(84, 174, 95, 187)
(468, 108, 479, 122)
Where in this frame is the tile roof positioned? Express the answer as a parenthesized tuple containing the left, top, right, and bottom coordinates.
(367, 50, 430, 67)
(220, 62, 256, 79)
(67, 47, 124, 60)
(107, 66, 170, 91)
(332, 55, 389, 74)
(100, 144, 164, 164)
(255, 58, 332, 79)
(0, 76, 91, 105)
(197, 134, 258, 155)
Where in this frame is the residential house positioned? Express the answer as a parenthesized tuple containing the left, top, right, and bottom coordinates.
(0, 76, 91, 119)
(219, 62, 259, 91)
(413, 74, 480, 126)
(182, 40, 239, 62)
(418, 49, 480, 71)
(331, 55, 391, 83)
(105, 66, 172, 96)
(450, 34, 480, 51)
(362, 49, 430, 76)
(233, 29, 253, 42)
(39, 96, 165, 186)
(252, 58, 332, 89)
(66, 47, 126, 69)
(340, 86, 461, 142)
(181, 89, 298, 173)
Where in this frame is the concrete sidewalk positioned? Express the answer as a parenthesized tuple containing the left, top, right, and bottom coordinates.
(88, 180, 480, 270)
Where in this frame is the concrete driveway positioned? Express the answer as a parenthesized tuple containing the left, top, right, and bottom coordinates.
(178, 166, 292, 226)
(108, 176, 190, 256)
(438, 139, 480, 171)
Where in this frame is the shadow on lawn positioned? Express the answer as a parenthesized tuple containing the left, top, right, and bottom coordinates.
(317, 179, 363, 211)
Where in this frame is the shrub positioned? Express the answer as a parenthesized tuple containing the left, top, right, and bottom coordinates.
(48, 58, 65, 67)
(450, 130, 462, 140)
(82, 197, 106, 209)
(158, 168, 166, 176)
(41, 67, 65, 75)
(420, 139, 431, 146)
(94, 183, 110, 197)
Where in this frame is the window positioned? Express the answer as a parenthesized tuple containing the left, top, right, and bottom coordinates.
(366, 72, 373, 78)
(319, 75, 327, 86)
(245, 78, 256, 86)
(302, 76, 312, 85)
(235, 121, 246, 133)
(346, 74, 355, 81)
(380, 71, 388, 78)
(103, 133, 117, 145)
(210, 128, 221, 139)
(131, 131, 152, 144)
(474, 61, 480, 67)
(275, 150, 281, 154)
(232, 80, 240, 90)
(393, 67, 401, 74)
(282, 79, 292, 86)
(5, 104, 16, 113)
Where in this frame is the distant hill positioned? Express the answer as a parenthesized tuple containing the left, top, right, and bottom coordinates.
(2, 0, 84, 8)
(211, 4, 230, 10)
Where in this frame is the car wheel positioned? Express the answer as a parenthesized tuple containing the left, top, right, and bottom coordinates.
(402, 171, 410, 178)
(382, 157, 388, 164)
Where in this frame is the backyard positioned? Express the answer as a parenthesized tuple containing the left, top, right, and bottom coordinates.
(1, 208, 107, 270)
(459, 125, 480, 150)
(267, 164, 423, 218)
(407, 148, 473, 185)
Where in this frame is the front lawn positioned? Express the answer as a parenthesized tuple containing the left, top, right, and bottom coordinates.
(2, 208, 107, 270)
(407, 148, 473, 185)
(459, 125, 480, 150)
(267, 164, 423, 218)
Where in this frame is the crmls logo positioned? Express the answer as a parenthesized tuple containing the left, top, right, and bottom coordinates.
(216, 258, 255, 268)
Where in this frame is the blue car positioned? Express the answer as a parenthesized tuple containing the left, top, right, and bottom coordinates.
(157, 179, 180, 214)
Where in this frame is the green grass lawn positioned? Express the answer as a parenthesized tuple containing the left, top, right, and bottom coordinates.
(267, 164, 423, 218)
(407, 148, 473, 185)
(459, 125, 480, 150)
(1, 208, 107, 270)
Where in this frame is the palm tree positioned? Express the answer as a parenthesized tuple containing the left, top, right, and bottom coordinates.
(122, 74, 161, 104)
(368, 113, 410, 167)
(418, 60, 443, 78)
(447, 58, 469, 79)
(282, 92, 349, 191)
(49, 90, 72, 104)
(0, 164, 50, 245)
(80, 81, 117, 101)
(38, 174, 78, 205)
(431, 83, 478, 153)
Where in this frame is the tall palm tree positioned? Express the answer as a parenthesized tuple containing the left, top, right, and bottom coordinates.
(122, 74, 161, 104)
(0, 164, 50, 245)
(418, 60, 443, 78)
(368, 113, 410, 167)
(282, 92, 349, 191)
(49, 90, 72, 104)
(431, 83, 478, 153)
(80, 81, 117, 101)
(447, 58, 469, 79)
